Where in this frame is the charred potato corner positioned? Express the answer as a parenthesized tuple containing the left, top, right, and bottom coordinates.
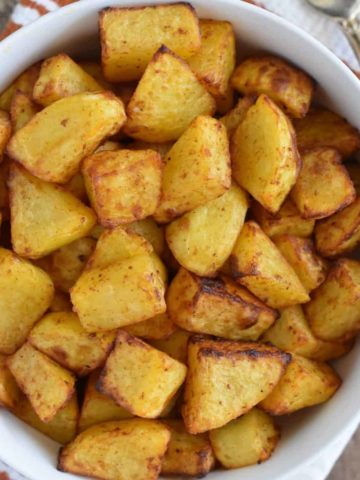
(0, 2, 360, 480)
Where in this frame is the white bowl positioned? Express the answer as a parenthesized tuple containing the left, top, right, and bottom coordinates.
(0, 1, 360, 479)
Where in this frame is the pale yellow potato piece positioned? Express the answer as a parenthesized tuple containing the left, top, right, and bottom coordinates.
(98, 331, 187, 418)
(124, 48, 215, 142)
(7, 343, 75, 422)
(29, 312, 115, 377)
(124, 313, 176, 340)
(231, 55, 314, 118)
(167, 268, 277, 340)
(100, 4, 201, 82)
(187, 19, 235, 98)
(182, 335, 290, 434)
(154, 115, 231, 223)
(63, 173, 87, 201)
(260, 355, 341, 415)
(49, 291, 72, 312)
(305, 259, 360, 341)
(294, 108, 360, 158)
(209, 408, 279, 469)
(231, 94, 300, 214)
(162, 419, 215, 477)
(0, 247, 54, 354)
(7, 92, 126, 183)
(0, 354, 21, 408)
(8, 164, 96, 259)
(220, 95, 255, 137)
(166, 185, 248, 276)
(231, 221, 309, 309)
(10, 91, 38, 132)
(127, 219, 165, 256)
(0, 110, 11, 159)
(71, 254, 166, 332)
(151, 329, 191, 365)
(58, 419, 170, 480)
(0, 63, 40, 112)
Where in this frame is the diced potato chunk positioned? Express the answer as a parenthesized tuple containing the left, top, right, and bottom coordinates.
(130, 140, 173, 159)
(127, 219, 165, 256)
(215, 85, 234, 115)
(124, 313, 176, 340)
(0, 110, 11, 160)
(0, 354, 21, 408)
(49, 291, 72, 312)
(150, 329, 191, 365)
(0, 63, 40, 112)
(10, 91, 38, 132)
(220, 95, 255, 137)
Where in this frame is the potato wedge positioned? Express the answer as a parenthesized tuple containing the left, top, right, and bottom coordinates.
(162, 419, 215, 477)
(231, 55, 314, 118)
(7, 343, 75, 422)
(0, 354, 21, 408)
(7, 92, 126, 183)
(0, 247, 53, 354)
(231, 221, 309, 309)
(9, 164, 96, 259)
(127, 219, 165, 256)
(305, 259, 360, 341)
(124, 47, 215, 142)
(150, 329, 191, 365)
(58, 419, 170, 480)
(154, 115, 231, 223)
(182, 335, 290, 433)
(294, 108, 360, 158)
(124, 313, 176, 341)
(231, 94, 300, 214)
(63, 173, 87, 201)
(0, 110, 11, 160)
(98, 331, 187, 418)
(0, 63, 40, 112)
(209, 408, 279, 469)
(10, 91, 38, 132)
(49, 291, 72, 312)
(166, 184, 248, 276)
(220, 95, 255, 137)
(167, 268, 277, 340)
(259, 354, 341, 415)
(100, 4, 201, 81)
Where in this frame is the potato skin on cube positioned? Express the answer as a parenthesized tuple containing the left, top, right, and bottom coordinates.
(0, 354, 21, 408)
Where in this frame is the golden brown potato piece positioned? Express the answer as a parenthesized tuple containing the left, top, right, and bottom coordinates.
(124, 313, 176, 341)
(63, 173, 87, 201)
(187, 19, 235, 99)
(231, 94, 300, 214)
(7, 92, 126, 184)
(166, 185, 248, 276)
(294, 108, 360, 158)
(273, 234, 328, 292)
(220, 95, 256, 137)
(305, 259, 360, 341)
(291, 148, 355, 219)
(33, 54, 103, 107)
(0, 354, 21, 408)
(10, 91, 38, 132)
(8, 164, 96, 259)
(346, 163, 360, 194)
(231, 221, 309, 309)
(100, 4, 200, 82)
(58, 419, 170, 480)
(28, 312, 115, 377)
(7, 343, 75, 422)
(162, 419, 215, 477)
(315, 197, 360, 257)
(167, 268, 277, 340)
(127, 219, 165, 256)
(98, 331, 187, 418)
(84, 149, 162, 227)
(154, 115, 230, 223)
(124, 47, 215, 142)
(0, 247, 53, 354)
(182, 335, 291, 434)
(252, 198, 315, 238)
(150, 329, 191, 365)
(0, 63, 40, 112)
(78, 61, 113, 89)
(129, 140, 173, 159)
(209, 408, 279, 469)
(215, 85, 234, 115)
(49, 291, 72, 312)
(231, 55, 314, 118)
(0, 157, 9, 215)
(259, 354, 341, 415)
(96, 140, 122, 153)
(0, 110, 11, 160)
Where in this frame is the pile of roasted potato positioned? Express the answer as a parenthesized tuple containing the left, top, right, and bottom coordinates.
(0, 3, 360, 480)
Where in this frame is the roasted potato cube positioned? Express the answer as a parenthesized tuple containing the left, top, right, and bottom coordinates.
(215, 85, 234, 115)
(291, 148, 355, 219)
(28, 312, 115, 377)
(151, 329, 191, 365)
(259, 354, 341, 415)
(252, 198, 315, 238)
(182, 335, 290, 434)
(71, 254, 166, 332)
(220, 95, 255, 137)
(209, 408, 279, 469)
(187, 19, 235, 99)
(0, 110, 11, 160)
(294, 108, 360, 158)
(167, 268, 277, 340)
(231, 221, 309, 309)
(49, 291, 72, 312)
(7, 92, 126, 184)
(98, 331, 187, 418)
(129, 140, 173, 159)
(7, 343, 75, 422)
(58, 419, 171, 480)
(0, 247, 53, 354)
(162, 419, 215, 477)
(96, 140, 122, 153)
(305, 259, 360, 341)
(100, 4, 201, 82)
(63, 173, 87, 201)
(273, 234, 328, 292)
(124, 47, 215, 142)
(154, 115, 231, 223)
(166, 184, 248, 276)
(124, 313, 176, 341)
(0, 354, 21, 408)
(231, 94, 300, 214)
(346, 163, 360, 194)
(127, 219, 165, 256)
(231, 55, 314, 118)
(9, 164, 96, 259)
(0, 63, 40, 112)
(10, 91, 38, 132)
